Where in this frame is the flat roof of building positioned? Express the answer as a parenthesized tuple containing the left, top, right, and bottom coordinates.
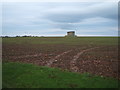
(67, 31, 75, 33)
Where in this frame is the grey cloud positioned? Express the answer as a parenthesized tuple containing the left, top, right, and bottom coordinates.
(44, 2, 117, 24)
(54, 23, 75, 30)
(45, 14, 82, 23)
(40, 2, 117, 31)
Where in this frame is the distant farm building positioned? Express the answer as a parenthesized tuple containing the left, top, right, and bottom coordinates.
(66, 31, 75, 37)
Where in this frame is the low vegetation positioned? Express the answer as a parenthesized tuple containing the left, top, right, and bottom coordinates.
(3, 62, 119, 88)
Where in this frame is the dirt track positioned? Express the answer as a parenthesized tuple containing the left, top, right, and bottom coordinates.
(46, 49, 72, 66)
(70, 47, 100, 72)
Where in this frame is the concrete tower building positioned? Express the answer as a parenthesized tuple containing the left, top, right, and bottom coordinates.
(67, 31, 75, 37)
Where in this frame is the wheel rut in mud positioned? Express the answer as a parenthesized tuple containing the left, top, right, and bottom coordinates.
(45, 50, 72, 67)
(70, 47, 100, 72)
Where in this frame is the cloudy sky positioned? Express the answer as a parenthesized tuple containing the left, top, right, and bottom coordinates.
(2, 1, 118, 36)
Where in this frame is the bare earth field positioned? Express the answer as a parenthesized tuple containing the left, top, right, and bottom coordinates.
(2, 37, 119, 80)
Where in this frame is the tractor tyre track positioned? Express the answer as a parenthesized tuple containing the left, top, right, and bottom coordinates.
(70, 47, 100, 72)
(9, 53, 43, 59)
(46, 50, 72, 67)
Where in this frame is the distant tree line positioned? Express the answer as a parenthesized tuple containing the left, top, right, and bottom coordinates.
(1, 35, 43, 38)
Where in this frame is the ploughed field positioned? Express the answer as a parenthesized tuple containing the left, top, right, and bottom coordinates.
(2, 37, 119, 79)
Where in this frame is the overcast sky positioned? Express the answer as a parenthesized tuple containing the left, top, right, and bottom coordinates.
(2, 1, 118, 36)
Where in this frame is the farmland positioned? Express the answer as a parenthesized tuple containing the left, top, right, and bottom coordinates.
(2, 37, 119, 88)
